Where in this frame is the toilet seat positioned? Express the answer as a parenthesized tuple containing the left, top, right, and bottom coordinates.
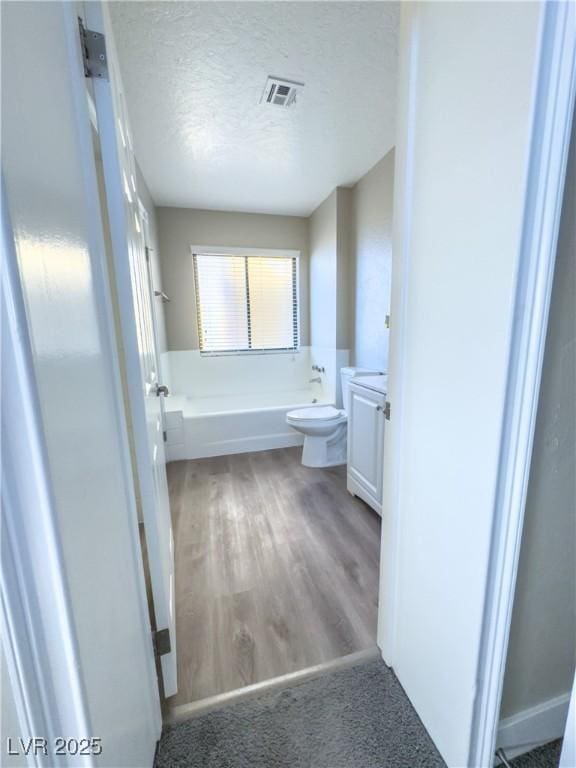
(287, 405, 345, 425)
(286, 405, 347, 466)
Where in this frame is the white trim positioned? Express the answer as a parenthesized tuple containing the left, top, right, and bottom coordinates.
(496, 692, 571, 757)
(347, 475, 382, 516)
(67, 2, 163, 729)
(166, 431, 303, 462)
(85, 1, 177, 700)
(87, 90, 98, 131)
(166, 648, 380, 724)
(192, 247, 301, 356)
(469, 4, 576, 766)
(560, 675, 576, 768)
(1, 180, 94, 767)
(137, 197, 149, 223)
(190, 245, 301, 259)
(377, 3, 420, 663)
(199, 348, 302, 358)
(138, 195, 167, 386)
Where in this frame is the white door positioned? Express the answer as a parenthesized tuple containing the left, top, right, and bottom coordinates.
(2, 0, 161, 763)
(348, 385, 385, 502)
(82, 3, 177, 696)
(378, 3, 555, 766)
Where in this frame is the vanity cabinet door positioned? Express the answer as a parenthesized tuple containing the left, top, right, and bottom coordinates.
(348, 385, 385, 502)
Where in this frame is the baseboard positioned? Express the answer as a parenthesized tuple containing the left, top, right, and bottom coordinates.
(346, 474, 382, 516)
(495, 691, 570, 761)
(192, 432, 304, 459)
(165, 647, 380, 725)
(167, 432, 304, 462)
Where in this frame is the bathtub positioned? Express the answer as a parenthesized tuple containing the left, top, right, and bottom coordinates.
(160, 348, 349, 461)
(163, 389, 329, 461)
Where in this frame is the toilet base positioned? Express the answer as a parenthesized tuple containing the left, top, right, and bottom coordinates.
(301, 424, 347, 468)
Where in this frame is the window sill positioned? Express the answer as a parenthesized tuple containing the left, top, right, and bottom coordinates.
(199, 349, 300, 358)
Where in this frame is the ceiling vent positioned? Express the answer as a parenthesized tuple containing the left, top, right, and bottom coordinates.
(260, 76, 304, 107)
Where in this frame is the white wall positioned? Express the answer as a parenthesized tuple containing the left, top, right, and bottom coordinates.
(157, 207, 310, 350)
(500, 107, 576, 721)
(350, 150, 394, 371)
(165, 348, 313, 399)
(379, 2, 543, 765)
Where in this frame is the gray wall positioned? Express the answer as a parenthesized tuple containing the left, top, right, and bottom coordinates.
(308, 153, 394, 367)
(156, 155, 394, 361)
(350, 150, 394, 371)
(500, 110, 576, 719)
(336, 187, 353, 350)
(308, 186, 355, 353)
(157, 208, 310, 350)
(136, 162, 167, 354)
(309, 190, 338, 349)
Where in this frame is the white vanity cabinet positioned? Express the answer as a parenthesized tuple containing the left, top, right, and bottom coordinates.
(347, 377, 387, 515)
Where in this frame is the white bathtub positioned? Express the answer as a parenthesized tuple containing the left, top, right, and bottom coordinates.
(160, 348, 348, 461)
(164, 389, 329, 461)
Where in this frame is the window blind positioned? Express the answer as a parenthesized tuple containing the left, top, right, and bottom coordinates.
(193, 253, 299, 353)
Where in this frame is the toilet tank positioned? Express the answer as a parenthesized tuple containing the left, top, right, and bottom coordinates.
(340, 367, 381, 415)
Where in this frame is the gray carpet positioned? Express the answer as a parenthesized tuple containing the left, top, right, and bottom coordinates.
(510, 740, 563, 768)
(156, 658, 446, 767)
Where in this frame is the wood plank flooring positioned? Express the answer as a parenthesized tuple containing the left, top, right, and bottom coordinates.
(166, 446, 381, 708)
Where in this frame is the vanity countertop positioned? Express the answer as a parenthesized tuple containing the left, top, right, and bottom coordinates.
(351, 374, 388, 395)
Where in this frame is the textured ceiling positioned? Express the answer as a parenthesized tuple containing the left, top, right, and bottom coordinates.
(110, 2, 399, 216)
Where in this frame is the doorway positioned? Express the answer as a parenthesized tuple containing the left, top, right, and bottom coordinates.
(3, 2, 574, 767)
(107, 0, 396, 718)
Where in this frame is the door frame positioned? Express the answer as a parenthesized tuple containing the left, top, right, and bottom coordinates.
(83, 1, 177, 697)
(4, 1, 573, 763)
(560, 673, 576, 768)
(378, 3, 576, 766)
(137, 198, 165, 384)
(468, 4, 575, 764)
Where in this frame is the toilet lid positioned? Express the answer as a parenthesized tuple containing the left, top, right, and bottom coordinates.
(287, 405, 343, 421)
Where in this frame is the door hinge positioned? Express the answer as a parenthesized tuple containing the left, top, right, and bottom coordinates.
(385, 314, 391, 329)
(78, 18, 108, 80)
(152, 628, 171, 657)
(163, 430, 167, 443)
(145, 246, 150, 263)
(384, 401, 391, 421)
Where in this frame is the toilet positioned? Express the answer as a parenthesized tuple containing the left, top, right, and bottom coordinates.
(286, 367, 380, 468)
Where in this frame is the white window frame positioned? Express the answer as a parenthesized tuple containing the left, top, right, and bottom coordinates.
(190, 245, 301, 357)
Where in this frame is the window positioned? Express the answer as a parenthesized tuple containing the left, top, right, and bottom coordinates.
(193, 250, 299, 354)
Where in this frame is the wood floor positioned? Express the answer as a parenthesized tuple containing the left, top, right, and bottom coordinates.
(166, 446, 381, 708)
